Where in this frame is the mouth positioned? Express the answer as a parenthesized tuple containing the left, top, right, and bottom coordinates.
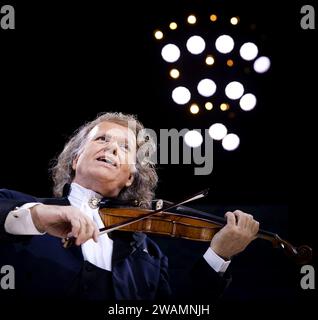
(96, 156, 118, 168)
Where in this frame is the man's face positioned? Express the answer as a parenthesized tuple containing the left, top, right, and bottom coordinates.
(72, 121, 137, 197)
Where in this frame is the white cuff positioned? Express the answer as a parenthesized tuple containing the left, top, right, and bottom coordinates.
(4, 203, 45, 235)
(203, 247, 231, 273)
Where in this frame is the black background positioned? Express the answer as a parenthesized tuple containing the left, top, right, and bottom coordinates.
(0, 0, 316, 318)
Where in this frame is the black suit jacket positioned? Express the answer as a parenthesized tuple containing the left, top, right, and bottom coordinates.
(0, 189, 230, 301)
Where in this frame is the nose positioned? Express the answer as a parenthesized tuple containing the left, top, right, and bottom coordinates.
(104, 139, 118, 156)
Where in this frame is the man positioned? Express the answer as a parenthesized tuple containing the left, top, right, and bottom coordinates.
(0, 112, 259, 301)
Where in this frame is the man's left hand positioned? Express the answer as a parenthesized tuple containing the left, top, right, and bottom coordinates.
(210, 210, 260, 260)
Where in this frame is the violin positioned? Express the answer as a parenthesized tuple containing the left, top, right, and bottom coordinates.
(64, 189, 312, 265)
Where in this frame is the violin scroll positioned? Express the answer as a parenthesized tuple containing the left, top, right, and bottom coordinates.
(271, 234, 312, 265)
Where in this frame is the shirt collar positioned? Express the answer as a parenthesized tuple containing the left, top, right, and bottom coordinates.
(68, 182, 103, 208)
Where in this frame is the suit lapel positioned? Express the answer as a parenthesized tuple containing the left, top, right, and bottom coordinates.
(111, 231, 146, 265)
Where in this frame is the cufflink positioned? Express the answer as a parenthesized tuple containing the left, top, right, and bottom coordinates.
(13, 207, 20, 218)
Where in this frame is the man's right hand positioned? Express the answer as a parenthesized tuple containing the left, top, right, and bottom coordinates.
(30, 204, 99, 245)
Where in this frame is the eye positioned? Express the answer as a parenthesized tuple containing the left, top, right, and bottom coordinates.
(119, 142, 129, 151)
(95, 135, 110, 142)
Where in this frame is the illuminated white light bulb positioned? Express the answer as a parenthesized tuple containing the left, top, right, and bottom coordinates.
(161, 44, 181, 63)
(253, 56, 271, 73)
(225, 81, 244, 100)
(172, 86, 191, 105)
(239, 42, 258, 61)
(222, 133, 240, 151)
(184, 130, 203, 148)
(197, 79, 217, 97)
(240, 93, 257, 111)
(215, 35, 234, 54)
(209, 123, 227, 140)
(186, 35, 206, 54)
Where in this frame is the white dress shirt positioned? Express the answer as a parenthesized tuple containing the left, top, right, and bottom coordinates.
(67, 183, 113, 271)
(4, 183, 230, 273)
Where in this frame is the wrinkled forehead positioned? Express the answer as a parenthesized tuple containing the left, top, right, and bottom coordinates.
(88, 121, 137, 144)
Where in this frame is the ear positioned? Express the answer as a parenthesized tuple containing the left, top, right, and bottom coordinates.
(72, 156, 79, 171)
(125, 173, 134, 187)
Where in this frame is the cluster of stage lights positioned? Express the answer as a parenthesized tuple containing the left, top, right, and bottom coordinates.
(154, 13, 271, 151)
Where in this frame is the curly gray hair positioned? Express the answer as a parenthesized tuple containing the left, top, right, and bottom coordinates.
(50, 112, 158, 208)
